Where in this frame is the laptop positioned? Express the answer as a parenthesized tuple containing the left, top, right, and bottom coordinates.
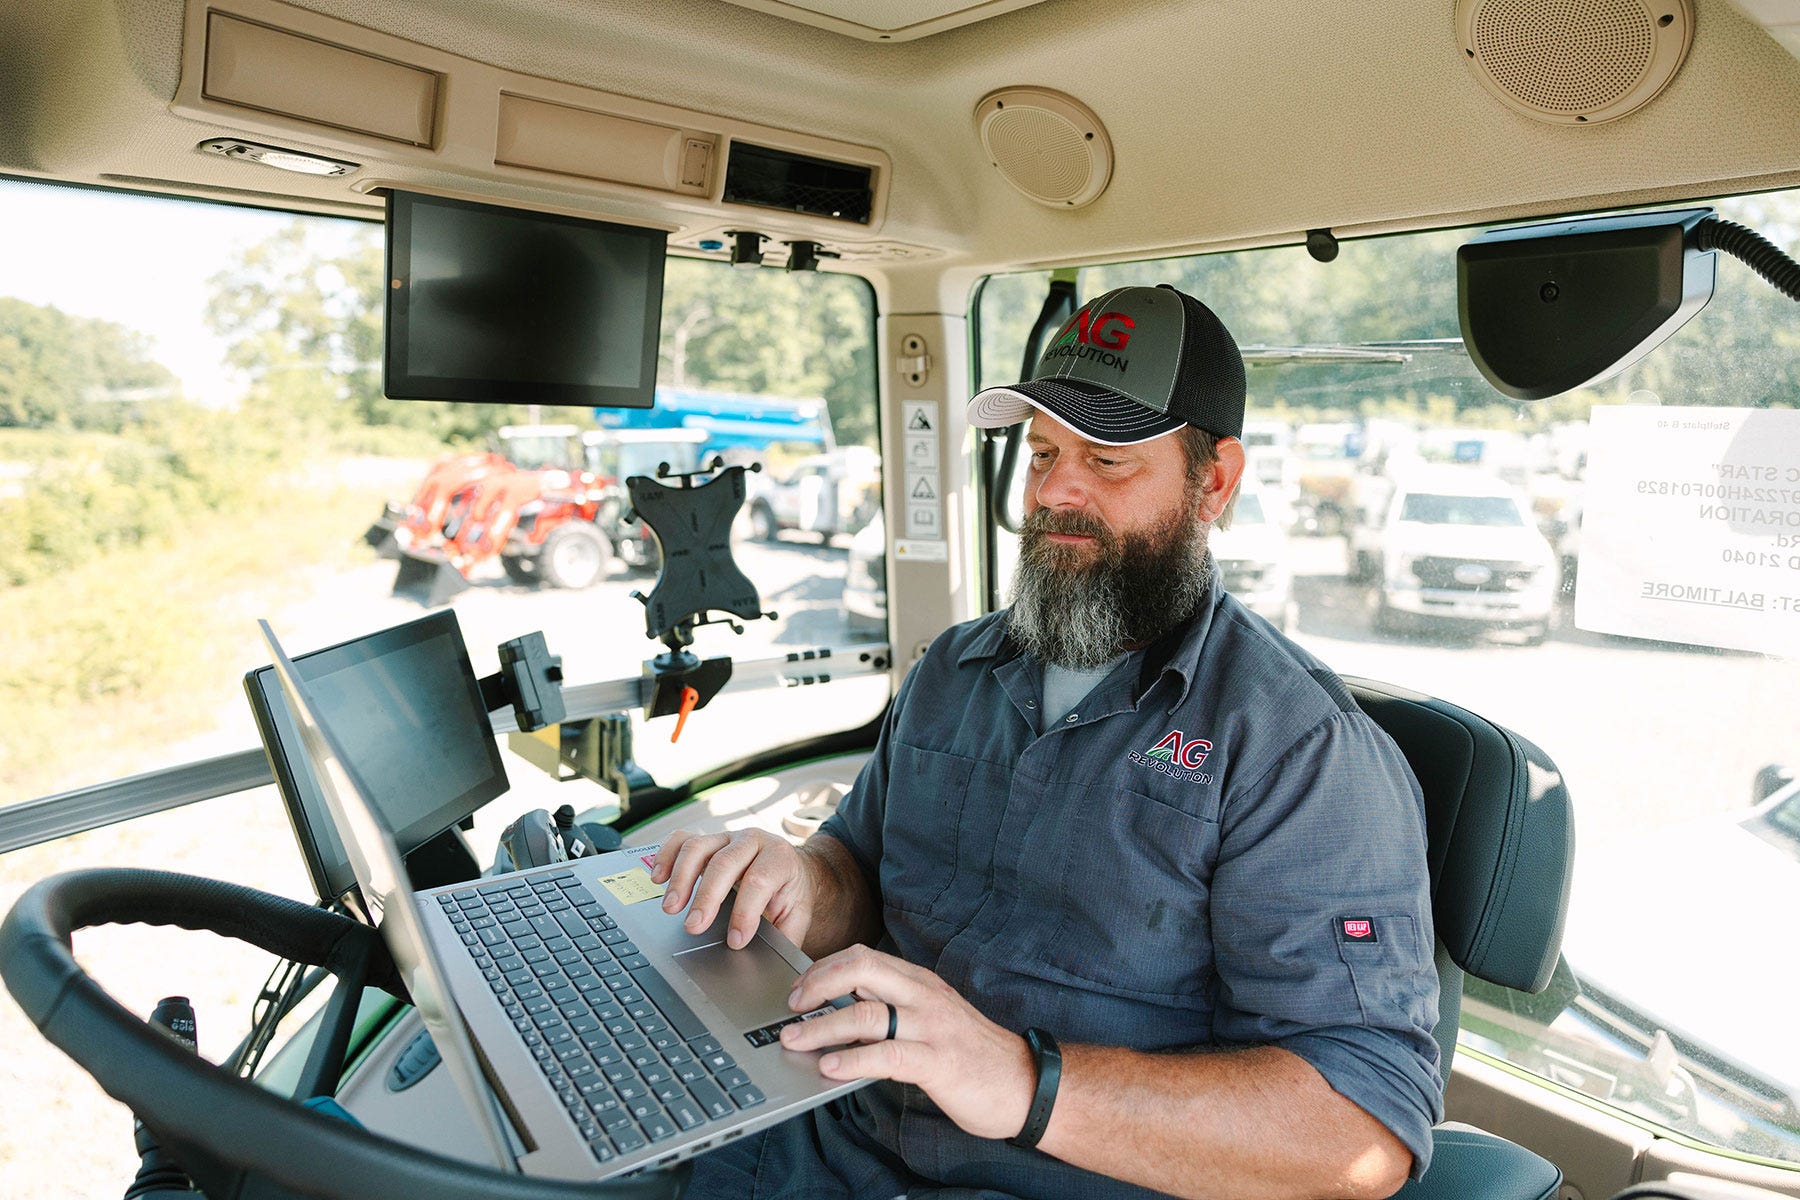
(258, 618, 868, 1179)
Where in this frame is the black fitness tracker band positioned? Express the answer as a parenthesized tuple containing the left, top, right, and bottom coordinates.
(1007, 1027, 1062, 1150)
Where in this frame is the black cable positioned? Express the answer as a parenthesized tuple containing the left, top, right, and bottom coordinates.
(231, 958, 320, 1077)
(987, 277, 1077, 539)
(229, 896, 347, 1076)
(1695, 215, 1800, 302)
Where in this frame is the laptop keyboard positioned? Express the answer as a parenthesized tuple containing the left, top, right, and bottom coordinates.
(438, 869, 767, 1164)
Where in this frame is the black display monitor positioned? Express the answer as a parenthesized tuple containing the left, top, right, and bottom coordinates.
(244, 610, 509, 902)
(382, 189, 667, 409)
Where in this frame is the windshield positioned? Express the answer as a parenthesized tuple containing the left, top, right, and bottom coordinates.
(1398, 493, 1524, 526)
(0, 181, 891, 1190)
(979, 189, 1800, 1167)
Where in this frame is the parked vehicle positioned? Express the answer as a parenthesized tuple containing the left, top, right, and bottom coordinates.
(745, 446, 881, 544)
(364, 424, 582, 561)
(1212, 482, 1296, 633)
(1355, 467, 1557, 643)
(386, 428, 710, 602)
(593, 386, 834, 459)
(479, 427, 714, 587)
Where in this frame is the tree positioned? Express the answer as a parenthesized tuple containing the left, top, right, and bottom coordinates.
(656, 260, 878, 447)
(205, 221, 501, 443)
(0, 297, 176, 428)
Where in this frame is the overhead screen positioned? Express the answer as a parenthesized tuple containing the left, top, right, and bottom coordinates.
(383, 189, 667, 408)
(244, 610, 508, 901)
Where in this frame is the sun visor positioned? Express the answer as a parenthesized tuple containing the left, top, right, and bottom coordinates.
(1457, 208, 1717, 401)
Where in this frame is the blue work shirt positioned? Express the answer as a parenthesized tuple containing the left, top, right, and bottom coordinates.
(694, 578, 1444, 1199)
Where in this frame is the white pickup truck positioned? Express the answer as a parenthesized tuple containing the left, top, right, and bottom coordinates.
(1354, 467, 1558, 645)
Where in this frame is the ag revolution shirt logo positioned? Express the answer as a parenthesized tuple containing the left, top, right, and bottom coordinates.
(1044, 308, 1136, 375)
(1128, 728, 1214, 784)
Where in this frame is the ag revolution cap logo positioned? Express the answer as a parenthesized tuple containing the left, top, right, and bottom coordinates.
(1044, 307, 1137, 374)
(1128, 727, 1214, 784)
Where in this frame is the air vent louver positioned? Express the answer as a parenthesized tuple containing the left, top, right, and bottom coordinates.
(723, 142, 874, 224)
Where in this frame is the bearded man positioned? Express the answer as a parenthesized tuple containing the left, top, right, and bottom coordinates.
(664, 286, 1443, 1200)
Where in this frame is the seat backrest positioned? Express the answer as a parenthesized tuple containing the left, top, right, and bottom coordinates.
(1345, 677, 1576, 1074)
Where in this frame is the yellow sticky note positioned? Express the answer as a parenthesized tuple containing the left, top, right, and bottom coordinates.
(598, 868, 667, 906)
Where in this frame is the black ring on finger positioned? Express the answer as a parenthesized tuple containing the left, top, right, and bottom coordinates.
(884, 1002, 898, 1042)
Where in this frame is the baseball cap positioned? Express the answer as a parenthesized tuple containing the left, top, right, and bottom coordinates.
(967, 284, 1246, 444)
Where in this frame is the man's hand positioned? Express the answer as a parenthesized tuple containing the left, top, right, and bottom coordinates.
(651, 828, 816, 951)
(779, 944, 1036, 1142)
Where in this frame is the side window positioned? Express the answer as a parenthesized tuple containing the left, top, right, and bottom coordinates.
(0, 181, 884, 1196)
(974, 197, 1800, 1165)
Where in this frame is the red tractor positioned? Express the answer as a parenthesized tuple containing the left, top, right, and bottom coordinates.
(364, 425, 583, 562)
(369, 426, 709, 604)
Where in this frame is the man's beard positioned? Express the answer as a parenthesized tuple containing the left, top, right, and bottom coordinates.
(1006, 500, 1212, 669)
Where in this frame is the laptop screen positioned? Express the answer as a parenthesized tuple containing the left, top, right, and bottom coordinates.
(245, 610, 509, 901)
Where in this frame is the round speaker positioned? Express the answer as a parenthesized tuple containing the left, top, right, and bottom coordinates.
(1457, 0, 1694, 125)
(974, 88, 1114, 208)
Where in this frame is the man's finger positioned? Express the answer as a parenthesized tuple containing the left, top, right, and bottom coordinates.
(650, 831, 693, 884)
(683, 837, 758, 933)
(790, 945, 931, 1012)
(725, 863, 789, 950)
(659, 832, 726, 913)
(814, 1037, 922, 1085)
(779, 998, 892, 1053)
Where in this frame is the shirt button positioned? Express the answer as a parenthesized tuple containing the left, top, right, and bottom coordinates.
(1065, 713, 1078, 722)
(1025, 700, 1036, 709)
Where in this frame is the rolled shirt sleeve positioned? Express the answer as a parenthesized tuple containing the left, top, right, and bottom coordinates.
(1210, 711, 1445, 1178)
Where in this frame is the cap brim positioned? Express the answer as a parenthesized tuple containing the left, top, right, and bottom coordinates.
(966, 379, 1187, 446)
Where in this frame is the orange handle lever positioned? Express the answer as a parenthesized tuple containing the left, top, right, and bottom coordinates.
(671, 685, 700, 743)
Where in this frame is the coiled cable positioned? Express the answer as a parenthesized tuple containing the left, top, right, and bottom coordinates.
(1695, 215, 1800, 302)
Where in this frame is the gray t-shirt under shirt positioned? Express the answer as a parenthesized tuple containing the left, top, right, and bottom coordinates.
(1040, 654, 1128, 730)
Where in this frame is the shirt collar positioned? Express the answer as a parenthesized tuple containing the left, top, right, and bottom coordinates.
(957, 613, 1016, 666)
(1133, 568, 1220, 710)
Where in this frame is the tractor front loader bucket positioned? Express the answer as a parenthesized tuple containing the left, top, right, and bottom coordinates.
(363, 503, 405, 559)
(392, 550, 470, 606)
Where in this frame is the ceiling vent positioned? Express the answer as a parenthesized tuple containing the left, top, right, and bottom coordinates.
(1456, 0, 1694, 125)
(974, 88, 1113, 208)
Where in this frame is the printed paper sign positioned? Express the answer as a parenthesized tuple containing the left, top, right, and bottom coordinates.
(598, 867, 667, 905)
(1576, 405, 1800, 658)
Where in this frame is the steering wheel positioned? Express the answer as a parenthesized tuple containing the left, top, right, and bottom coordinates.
(1, 868, 686, 1200)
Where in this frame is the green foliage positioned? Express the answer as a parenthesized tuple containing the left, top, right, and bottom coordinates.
(204, 220, 508, 442)
(0, 402, 287, 587)
(658, 261, 878, 447)
(0, 297, 177, 429)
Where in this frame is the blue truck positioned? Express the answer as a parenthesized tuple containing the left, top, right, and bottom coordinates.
(593, 385, 834, 459)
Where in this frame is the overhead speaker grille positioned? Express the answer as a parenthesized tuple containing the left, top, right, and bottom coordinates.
(975, 88, 1113, 208)
(1457, 0, 1693, 125)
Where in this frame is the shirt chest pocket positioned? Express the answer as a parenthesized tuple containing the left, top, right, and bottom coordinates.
(1028, 787, 1221, 1006)
(878, 742, 977, 921)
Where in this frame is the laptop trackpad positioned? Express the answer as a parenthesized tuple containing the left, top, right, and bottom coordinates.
(671, 938, 803, 1031)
